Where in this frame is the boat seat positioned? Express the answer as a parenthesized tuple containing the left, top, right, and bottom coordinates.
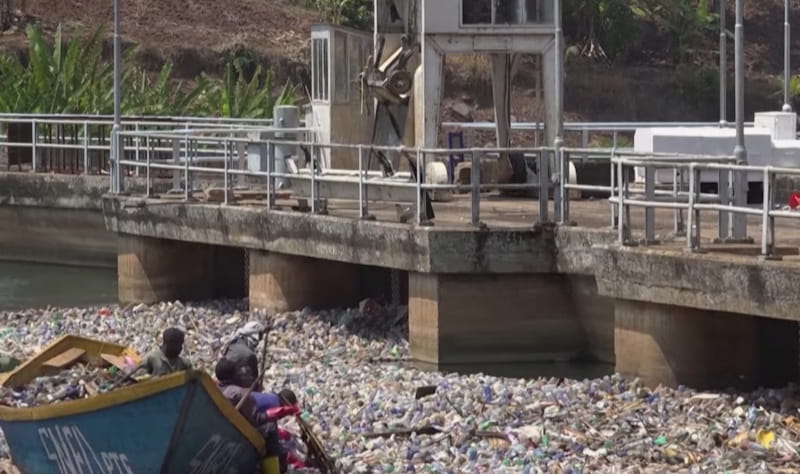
(42, 348, 86, 369)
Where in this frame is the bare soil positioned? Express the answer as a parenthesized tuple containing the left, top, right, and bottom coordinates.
(0, 0, 794, 125)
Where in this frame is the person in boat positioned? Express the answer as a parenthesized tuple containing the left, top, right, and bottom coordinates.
(141, 327, 192, 377)
(233, 365, 299, 414)
(215, 359, 288, 472)
(221, 321, 266, 380)
(229, 364, 307, 470)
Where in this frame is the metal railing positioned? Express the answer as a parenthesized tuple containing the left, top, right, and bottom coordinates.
(114, 127, 550, 225)
(7, 115, 800, 259)
(0, 115, 276, 175)
(442, 120, 760, 148)
(607, 155, 800, 258)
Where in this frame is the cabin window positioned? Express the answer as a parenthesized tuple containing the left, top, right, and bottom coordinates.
(334, 31, 350, 103)
(312, 37, 329, 102)
(462, 0, 491, 24)
(461, 0, 544, 25)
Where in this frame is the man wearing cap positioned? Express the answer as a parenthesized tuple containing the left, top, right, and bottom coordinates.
(221, 321, 266, 381)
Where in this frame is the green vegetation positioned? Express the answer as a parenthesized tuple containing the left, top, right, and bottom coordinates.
(202, 59, 298, 118)
(0, 24, 298, 118)
(302, 0, 372, 30)
(564, 0, 718, 64)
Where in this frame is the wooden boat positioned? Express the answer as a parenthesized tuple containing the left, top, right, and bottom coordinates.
(0, 335, 266, 474)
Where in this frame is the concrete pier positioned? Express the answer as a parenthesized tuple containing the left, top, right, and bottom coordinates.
(118, 235, 244, 304)
(409, 272, 586, 367)
(249, 251, 359, 312)
(615, 299, 759, 389)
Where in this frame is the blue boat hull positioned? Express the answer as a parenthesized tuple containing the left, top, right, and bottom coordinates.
(0, 371, 265, 474)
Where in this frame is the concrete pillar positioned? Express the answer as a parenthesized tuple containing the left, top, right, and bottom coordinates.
(118, 235, 214, 304)
(569, 276, 615, 364)
(248, 251, 359, 313)
(615, 299, 759, 389)
(409, 272, 586, 367)
(421, 39, 444, 148)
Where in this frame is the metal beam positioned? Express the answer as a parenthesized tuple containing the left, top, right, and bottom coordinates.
(112, 0, 123, 192)
(732, 0, 747, 240)
(719, 0, 727, 125)
(784, 0, 793, 112)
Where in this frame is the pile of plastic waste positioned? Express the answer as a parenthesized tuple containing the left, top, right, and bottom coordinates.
(0, 301, 799, 472)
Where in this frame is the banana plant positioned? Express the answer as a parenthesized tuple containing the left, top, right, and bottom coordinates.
(203, 59, 298, 119)
(123, 62, 211, 116)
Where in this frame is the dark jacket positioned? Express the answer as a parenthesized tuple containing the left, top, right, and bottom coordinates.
(222, 338, 259, 375)
(219, 382, 268, 428)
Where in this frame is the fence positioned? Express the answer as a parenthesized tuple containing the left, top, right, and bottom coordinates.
(0, 115, 274, 174)
(5, 115, 800, 257)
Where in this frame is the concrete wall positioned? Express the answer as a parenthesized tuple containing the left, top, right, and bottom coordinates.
(0, 206, 116, 268)
(0, 173, 164, 268)
(118, 234, 245, 304)
(409, 272, 587, 366)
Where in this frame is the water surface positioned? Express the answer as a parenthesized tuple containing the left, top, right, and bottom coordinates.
(0, 261, 116, 311)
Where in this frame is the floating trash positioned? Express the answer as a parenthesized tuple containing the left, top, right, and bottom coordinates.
(0, 300, 798, 472)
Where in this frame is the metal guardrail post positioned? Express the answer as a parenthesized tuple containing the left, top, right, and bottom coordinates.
(538, 149, 550, 223)
(134, 123, 141, 177)
(267, 140, 275, 209)
(83, 121, 89, 175)
(672, 168, 685, 235)
(644, 164, 656, 243)
(31, 120, 37, 173)
(716, 169, 730, 241)
(610, 149, 618, 228)
(470, 150, 481, 226)
(554, 150, 562, 222)
(310, 145, 318, 214)
(171, 138, 180, 192)
(761, 168, 781, 259)
(145, 136, 151, 199)
(617, 159, 624, 243)
(223, 139, 230, 205)
(358, 146, 366, 219)
(416, 150, 423, 225)
(688, 166, 702, 252)
(183, 138, 190, 201)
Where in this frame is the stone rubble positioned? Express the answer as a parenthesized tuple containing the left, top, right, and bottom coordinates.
(0, 300, 799, 473)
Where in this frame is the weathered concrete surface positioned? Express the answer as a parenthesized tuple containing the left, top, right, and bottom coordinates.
(555, 226, 617, 275)
(118, 235, 245, 304)
(0, 173, 109, 210)
(568, 275, 614, 364)
(249, 250, 360, 312)
(0, 172, 162, 210)
(594, 245, 800, 321)
(0, 173, 171, 267)
(0, 206, 116, 267)
(409, 272, 587, 366)
(103, 197, 556, 274)
(615, 299, 759, 389)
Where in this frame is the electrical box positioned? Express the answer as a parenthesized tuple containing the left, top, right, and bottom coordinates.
(754, 111, 798, 141)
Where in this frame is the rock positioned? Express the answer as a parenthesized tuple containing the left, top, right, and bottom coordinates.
(453, 159, 499, 192)
(450, 101, 473, 122)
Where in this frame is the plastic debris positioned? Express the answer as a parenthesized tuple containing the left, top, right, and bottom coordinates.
(0, 300, 797, 472)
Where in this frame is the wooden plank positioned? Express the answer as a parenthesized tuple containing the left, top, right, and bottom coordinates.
(42, 348, 85, 369)
(100, 353, 133, 372)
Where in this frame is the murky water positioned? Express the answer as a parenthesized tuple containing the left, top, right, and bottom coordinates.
(0, 261, 116, 311)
